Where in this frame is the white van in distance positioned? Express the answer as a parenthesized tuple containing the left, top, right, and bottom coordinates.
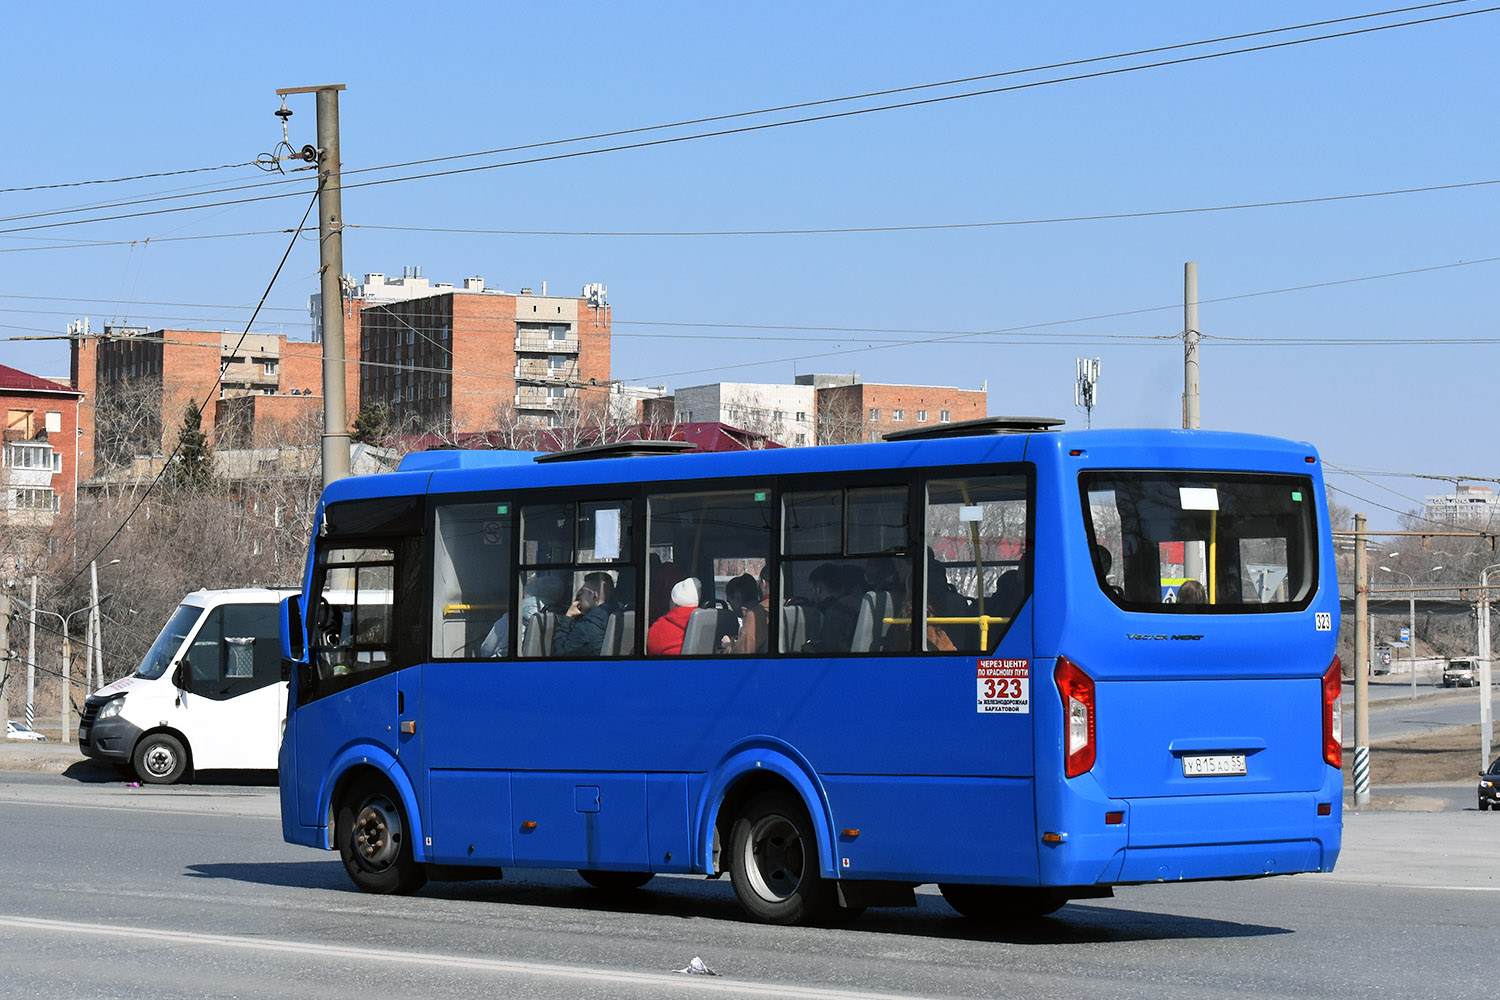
(79, 587, 296, 784)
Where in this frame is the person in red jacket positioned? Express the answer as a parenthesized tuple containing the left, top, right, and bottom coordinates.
(647, 577, 700, 655)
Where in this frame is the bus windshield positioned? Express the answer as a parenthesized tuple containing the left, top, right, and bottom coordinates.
(134, 604, 204, 679)
(1082, 470, 1318, 612)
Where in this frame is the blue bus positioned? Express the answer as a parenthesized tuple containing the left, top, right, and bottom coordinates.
(277, 419, 1343, 924)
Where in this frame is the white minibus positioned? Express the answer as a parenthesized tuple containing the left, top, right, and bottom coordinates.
(79, 587, 295, 784)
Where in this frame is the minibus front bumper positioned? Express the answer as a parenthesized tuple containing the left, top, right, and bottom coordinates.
(78, 713, 143, 763)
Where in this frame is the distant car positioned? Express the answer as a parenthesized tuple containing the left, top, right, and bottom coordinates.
(5, 719, 47, 742)
(1445, 658, 1478, 688)
(1480, 757, 1500, 811)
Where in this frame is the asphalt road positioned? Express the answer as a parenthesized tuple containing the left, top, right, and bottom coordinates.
(2, 771, 1499, 1000)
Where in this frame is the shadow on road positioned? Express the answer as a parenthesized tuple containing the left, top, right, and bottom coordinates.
(183, 861, 1292, 943)
(62, 760, 277, 787)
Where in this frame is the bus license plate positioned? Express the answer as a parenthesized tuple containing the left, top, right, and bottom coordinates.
(1182, 753, 1246, 777)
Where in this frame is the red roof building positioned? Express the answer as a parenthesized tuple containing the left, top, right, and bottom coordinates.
(1, 363, 84, 525)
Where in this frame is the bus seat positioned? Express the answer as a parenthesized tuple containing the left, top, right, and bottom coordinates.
(601, 611, 627, 656)
(441, 618, 470, 658)
(618, 610, 636, 655)
(849, 591, 899, 652)
(780, 603, 823, 653)
(522, 610, 556, 657)
(681, 608, 719, 655)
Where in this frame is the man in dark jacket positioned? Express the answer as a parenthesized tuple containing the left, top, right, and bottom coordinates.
(553, 571, 619, 656)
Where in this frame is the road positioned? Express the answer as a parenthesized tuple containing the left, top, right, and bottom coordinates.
(1351, 681, 1490, 742)
(1, 771, 1498, 999)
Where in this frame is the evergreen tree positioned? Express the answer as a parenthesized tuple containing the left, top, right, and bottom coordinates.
(351, 402, 389, 445)
(164, 400, 214, 491)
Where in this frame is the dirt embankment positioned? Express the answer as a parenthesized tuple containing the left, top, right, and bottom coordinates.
(1345, 724, 1490, 785)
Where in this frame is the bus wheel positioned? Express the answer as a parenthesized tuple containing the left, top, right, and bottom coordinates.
(938, 883, 1069, 920)
(336, 777, 427, 895)
(578, 870, 655, 892)
(729, 790, 834, 925)
(133, 733, 187, 785)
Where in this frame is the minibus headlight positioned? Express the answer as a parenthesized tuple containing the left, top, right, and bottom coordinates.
(96, 697, 126, 721)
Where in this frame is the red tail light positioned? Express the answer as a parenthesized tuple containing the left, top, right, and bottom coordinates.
(1323, 656, 1343, 768)
(1056, 655, 1096, 778)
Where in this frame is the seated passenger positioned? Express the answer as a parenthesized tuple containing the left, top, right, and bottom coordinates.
(649, 560, 687, 624)
(647, 577, 700, 655)
(552, 571, 619, 657)
(1176, 579, 1207, 605)
(723, 573, 767, 654)
(476, 607, 512, 658)
(809, 562, 860, 653)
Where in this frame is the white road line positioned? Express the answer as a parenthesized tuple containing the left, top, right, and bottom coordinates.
(0, 915, 931, 1000)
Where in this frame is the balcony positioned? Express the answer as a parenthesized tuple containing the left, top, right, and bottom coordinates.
(515, 334, 579, 354)
(515, 361, 580, 382)
(515, 387, 575, 409)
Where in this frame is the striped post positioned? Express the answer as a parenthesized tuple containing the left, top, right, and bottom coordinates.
(1353, 746, 1371, 804)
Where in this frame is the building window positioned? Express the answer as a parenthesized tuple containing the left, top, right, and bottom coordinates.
(796, 411, 807, 422)
(917, 410, 928, 422)
(45, 411, 62, 432)
(868, 408, 880, 422)
(940, 410, 951, 423)
(892, 409, 904, 422)
(263, 361, 278, 376)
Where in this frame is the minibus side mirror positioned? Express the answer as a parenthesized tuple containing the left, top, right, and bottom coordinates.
(171, 660, 188, 691)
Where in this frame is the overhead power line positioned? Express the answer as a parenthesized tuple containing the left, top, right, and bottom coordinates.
(0, 162, 262, 195)
(2, 3, 1494, 237)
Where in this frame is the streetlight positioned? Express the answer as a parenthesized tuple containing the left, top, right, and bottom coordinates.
(1479, 562, 1500, 769)
(11, 596, 106, 744)
(1379, 564, 1442, 697)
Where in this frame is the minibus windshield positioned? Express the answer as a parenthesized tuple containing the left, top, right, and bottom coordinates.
(135, 604, 204, 679)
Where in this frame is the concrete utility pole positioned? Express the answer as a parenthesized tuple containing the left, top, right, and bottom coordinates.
(1, 591, 10, 737)
(276, 83, 350, 489)
(1352, 514, 1370, 806)
(1182, 261, 1200, 430)
(1481, 563, 1498, 768)
(25, 575, 36, 729)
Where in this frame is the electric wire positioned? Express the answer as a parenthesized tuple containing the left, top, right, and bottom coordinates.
(0, 162, 262, 195)
(2, 4, 1495, 237)
(46, 186, 323, 602)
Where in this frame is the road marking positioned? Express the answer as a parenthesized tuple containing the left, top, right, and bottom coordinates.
(0, 915, 928, 999)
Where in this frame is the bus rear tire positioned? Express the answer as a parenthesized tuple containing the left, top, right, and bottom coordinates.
(729, 790, 835, 925)
(938, 883, 1070, 920)
(578, 870, 655, 892)
(337, 776, 427, 895)
(133, 732, 188, 785)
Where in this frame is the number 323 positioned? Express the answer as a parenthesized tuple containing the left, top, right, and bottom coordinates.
(983, 678, 1024, 698)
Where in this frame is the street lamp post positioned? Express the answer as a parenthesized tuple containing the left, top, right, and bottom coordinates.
(1379, 563, 1443, 697)
(13, 598, 98, 744)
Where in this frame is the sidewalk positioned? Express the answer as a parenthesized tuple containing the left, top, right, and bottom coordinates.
(0, 737, 90, 775)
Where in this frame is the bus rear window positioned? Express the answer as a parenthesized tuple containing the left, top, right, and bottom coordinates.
(1082, 471, 1317, 613)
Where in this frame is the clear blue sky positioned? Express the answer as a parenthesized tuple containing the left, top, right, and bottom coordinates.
(3, 2, 1495, 532)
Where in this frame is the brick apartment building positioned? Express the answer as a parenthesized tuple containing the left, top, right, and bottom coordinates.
(805, 374, 987, 444)
(0, 363, 83, 525)
(350, 273, 611, 433)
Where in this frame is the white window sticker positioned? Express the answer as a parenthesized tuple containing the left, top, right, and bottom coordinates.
(977, 658, 1030, 714)
(594, 508, 621, 560)
(1179, 487, 1220, 511)
(1315, 612, 1332, 632)
(958, 504, 984, 522)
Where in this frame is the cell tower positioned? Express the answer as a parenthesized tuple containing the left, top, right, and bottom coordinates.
(1075, 358, 1101, 429)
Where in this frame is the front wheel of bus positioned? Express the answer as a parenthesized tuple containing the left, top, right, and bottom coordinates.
(938, 883, 1069, 921)
(337, 776, 427, 895)
(729, 790, 835, 925)
(133, 732, 187, 785)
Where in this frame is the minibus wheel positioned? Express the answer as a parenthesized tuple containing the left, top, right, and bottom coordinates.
(336, 776, 427, 894)
(938, 883, 1069, 920)
(133, 732, 188, 785)
(578, 870, 655, 892)
(729, 790, 835, 925)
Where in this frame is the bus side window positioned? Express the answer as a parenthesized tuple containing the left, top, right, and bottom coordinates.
(519, 499, 636, 658)
(924, 475, 1031, 652)
(309, 545, 397, 690)
(431, 500, 513, 659)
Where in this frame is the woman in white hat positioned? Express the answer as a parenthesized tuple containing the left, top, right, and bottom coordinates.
(646, 576, 701, 655)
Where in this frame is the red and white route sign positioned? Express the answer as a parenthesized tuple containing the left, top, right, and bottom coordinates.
(977, 658, 1030, 714)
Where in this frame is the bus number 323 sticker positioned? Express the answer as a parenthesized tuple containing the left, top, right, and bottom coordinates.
(977, 659, 1030, 714)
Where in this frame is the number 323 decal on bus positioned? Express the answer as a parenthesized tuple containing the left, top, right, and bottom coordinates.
(977, 659, 1030, 714)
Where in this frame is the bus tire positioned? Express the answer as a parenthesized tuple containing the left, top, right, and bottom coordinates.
(578, 870, 655, 892)
(729, 790, 835, 925)
(133, 732, 188, 785)
(938, 883, 1069, 920)
(336, 776, 427, 895)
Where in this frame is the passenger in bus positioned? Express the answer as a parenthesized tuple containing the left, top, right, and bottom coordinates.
(722, 573, 768, 654)
(647, 576, 701, 655)
(809, 562, 860, 652)
(1176, 579, 1207, 605)
(1093, 543, 1125, 599)
(925, 550, 976, 647)
(476, 605, 512, 658)
(553, 571, 619, 656)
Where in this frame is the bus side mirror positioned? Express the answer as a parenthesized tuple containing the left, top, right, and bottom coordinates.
(281, 594, 306, 663)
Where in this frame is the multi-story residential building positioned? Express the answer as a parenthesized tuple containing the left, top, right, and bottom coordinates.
(1, 363, 83, 525)
(354, 274, 611, 433)
(804, 374, 986, 445)
(1424, 484, 1500, 528)
(70, 326, 349, 479)
(672, 382, 818, 447)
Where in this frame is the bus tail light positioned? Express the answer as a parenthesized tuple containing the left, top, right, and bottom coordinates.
(1323, 656, 1343, 768)
(1056, 656, 1096, 778)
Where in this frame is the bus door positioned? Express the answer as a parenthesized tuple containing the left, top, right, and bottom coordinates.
(295, 542, 409, 828)
(176, 602, 283, 770)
